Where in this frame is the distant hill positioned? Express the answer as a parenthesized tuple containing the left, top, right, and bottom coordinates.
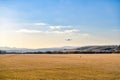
(63, 45, 120, 53)
(0, 46, 76, 53)
(0, 45, 120, 53)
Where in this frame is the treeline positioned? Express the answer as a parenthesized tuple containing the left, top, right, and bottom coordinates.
(0, 50, 120, 54)
(1, 45, 120, 54)
(0, 50, 6, 54)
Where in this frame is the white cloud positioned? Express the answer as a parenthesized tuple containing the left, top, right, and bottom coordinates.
(64, 29, 79, 33)
(16, 29, 80, 34)
(49, 26, 63, 30)
(34, 22, 47, 26)
(15, 22, 81, 34)
(49, 25, 71, 30)
(16, 29, 42, 33)
(48, 29, 80, 34)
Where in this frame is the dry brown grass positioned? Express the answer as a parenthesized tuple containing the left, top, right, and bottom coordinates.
(0, 54, 120, 80)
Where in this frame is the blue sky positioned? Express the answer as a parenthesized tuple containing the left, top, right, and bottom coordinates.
(0, 0, 120, 48)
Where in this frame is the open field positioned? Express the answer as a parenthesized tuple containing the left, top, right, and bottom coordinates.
(0, 54, 120, 80)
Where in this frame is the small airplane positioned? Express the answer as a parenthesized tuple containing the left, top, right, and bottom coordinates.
(65, 39, 72, 41)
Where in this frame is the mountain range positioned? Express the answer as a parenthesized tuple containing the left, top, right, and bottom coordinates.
(0, 46, 77, 53)
(0, 45, 120, 53)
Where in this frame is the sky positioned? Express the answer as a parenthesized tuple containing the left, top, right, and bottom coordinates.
(0, 0, 120, 48)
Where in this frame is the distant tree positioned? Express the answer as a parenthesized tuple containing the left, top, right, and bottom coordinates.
(0, 50, 6, 54)
(113, 45, 120, 53)
(46, 51, 52, 54)
(116, 45, 120, 53)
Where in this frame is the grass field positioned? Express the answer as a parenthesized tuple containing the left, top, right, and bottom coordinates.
(0, 54, 120, 80)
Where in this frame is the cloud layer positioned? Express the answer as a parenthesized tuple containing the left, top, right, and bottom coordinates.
(16, 29, 80, 34)
(16, 22, 81, 34)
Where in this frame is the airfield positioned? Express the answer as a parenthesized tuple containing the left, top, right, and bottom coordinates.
(0, 54, 120, 80)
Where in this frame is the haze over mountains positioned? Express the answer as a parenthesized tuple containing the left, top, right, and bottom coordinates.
(0, 45, 120, 53)
(0, 46, 76, 53)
